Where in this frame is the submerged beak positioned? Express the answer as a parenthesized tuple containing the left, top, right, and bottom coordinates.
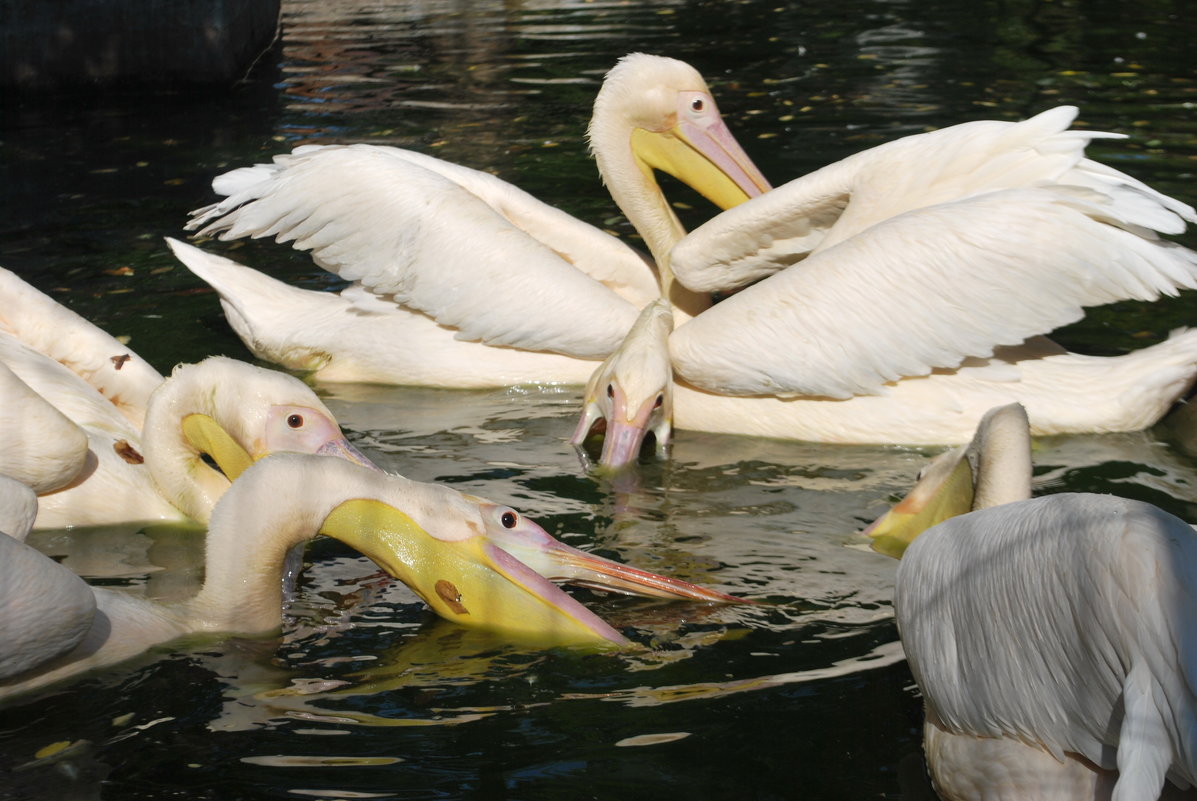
(321, 498, 632, 648)
(862, 448, 976, 559)
(600, 418, 649, 469)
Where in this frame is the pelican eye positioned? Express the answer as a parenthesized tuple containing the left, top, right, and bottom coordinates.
(691, 97, 704, 112)
(653, 394, 664, 409)
(287, 414, 305, 429)
(500, 510, 518, 529)
(606, 384, 615, 399)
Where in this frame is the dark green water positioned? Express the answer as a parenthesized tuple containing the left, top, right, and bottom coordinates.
(2, 1, 1197, 799)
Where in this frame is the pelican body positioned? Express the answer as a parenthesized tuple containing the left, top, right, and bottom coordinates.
(899, 494, 1197, 801)
(0, 266, 375, 529)
(181, 54, 1196, 463)
(179, 53, 768, 388)
(866, 403, 1197, 799)
(0, 454, 743, 703)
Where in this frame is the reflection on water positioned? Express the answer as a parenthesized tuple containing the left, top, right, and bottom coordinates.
(2, 0, 1197, 798)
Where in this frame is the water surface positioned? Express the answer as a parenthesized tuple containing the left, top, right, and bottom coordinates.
(2, 1, 1196, 799)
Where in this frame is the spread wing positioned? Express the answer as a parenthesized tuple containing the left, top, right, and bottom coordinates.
(670, 185, 1197, 398)
(189, 145, 651, 359)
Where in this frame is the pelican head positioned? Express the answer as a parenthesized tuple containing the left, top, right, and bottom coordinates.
(142, 356, 377, 524)
(205, 454, 741, 649)
(862, 403, 1033, 558)
(591, 53, 770, 210)
(588, 53, 770, 273)
(571, 299, 674, 469)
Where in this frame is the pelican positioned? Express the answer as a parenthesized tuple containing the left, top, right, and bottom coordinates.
(182, 54, 1197, 460)
(179, 53, 769, 385)
(575, 92, 1197, 464)
(0, 453, 743, 702)
(574, 298, 1197, 468)
(864, 403, 1197, 800)
(0, 268, 375, 529)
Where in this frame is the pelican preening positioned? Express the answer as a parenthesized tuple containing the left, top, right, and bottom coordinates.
(178, 54, 1197, 465)
(865, 403, 1197, 800)
(0, 267, 377, 529)
(0, 454, 744, 702)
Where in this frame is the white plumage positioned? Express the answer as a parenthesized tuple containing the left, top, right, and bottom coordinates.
(0, 267, 376, 528)
(900, 492, 1197, 801)
(870, 403, 1197, 799)
(0, 455, 620, 702)
(178, 54, 1197, 459)
(179, 53, 767, 387)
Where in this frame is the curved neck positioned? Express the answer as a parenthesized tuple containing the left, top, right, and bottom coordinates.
(140, 376, 233, 525)
(589, 119, 711, 320)
(183, 456, 346, 633)
(971, 405, 1034, 510)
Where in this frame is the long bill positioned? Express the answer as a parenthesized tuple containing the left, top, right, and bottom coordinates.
(631, 93, 771, 211)
(321, 498, 633, 649)
(481, 515, 749, 605)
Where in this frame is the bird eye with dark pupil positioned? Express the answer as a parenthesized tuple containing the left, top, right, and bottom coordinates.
(691, 98, 704, 111)
(606, 384, 614, 399)
(287, 414, 304, 428)
(654, 394, 663, 408)
(500, 511, 518, 528)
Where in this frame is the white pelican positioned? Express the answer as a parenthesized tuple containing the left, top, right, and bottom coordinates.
(0, 268, 376, 529)
(0, 453, 742, 702)
(573, 297, 1197, 467)
(179, 53, 769, 385)
(182, 54, 1197, 459)
(576, 93, 1197, 464)
(864, 403, 1197, 799)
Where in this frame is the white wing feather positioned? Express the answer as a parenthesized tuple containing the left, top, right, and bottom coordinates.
(669, 106, 1193, 294)
(670, 186, 1197, 398)
(0, 267, 163, 427)
(896, 494, 1197, 798)
(189, 145, 647, 359)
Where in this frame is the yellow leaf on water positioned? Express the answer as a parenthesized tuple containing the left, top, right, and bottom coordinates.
(34, 741, 72, 760)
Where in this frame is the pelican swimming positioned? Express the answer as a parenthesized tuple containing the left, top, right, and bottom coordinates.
(574, 297, 1197, 468)
(864, 403, 1197, 800)
(575, 86, 1197, 464)
(179, 53, 769, 386)
(0, 453, 742, 702)
(0, 268, 376, 529)
(181, 54, 1197, 459)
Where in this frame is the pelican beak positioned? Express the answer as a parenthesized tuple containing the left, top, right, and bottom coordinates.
(182, 410, 383, 483)
(632, 91, 771, 210)
(862, 448, 976, 559)
(479, 505, 746, 605)
(315, 437, 382, 471)
(182, 413, 256, 480)
(599, 417, 649, 469)
(321, 499, 632, 648)
(573, 377, 672, 471)
(601, 389, 672, 471)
